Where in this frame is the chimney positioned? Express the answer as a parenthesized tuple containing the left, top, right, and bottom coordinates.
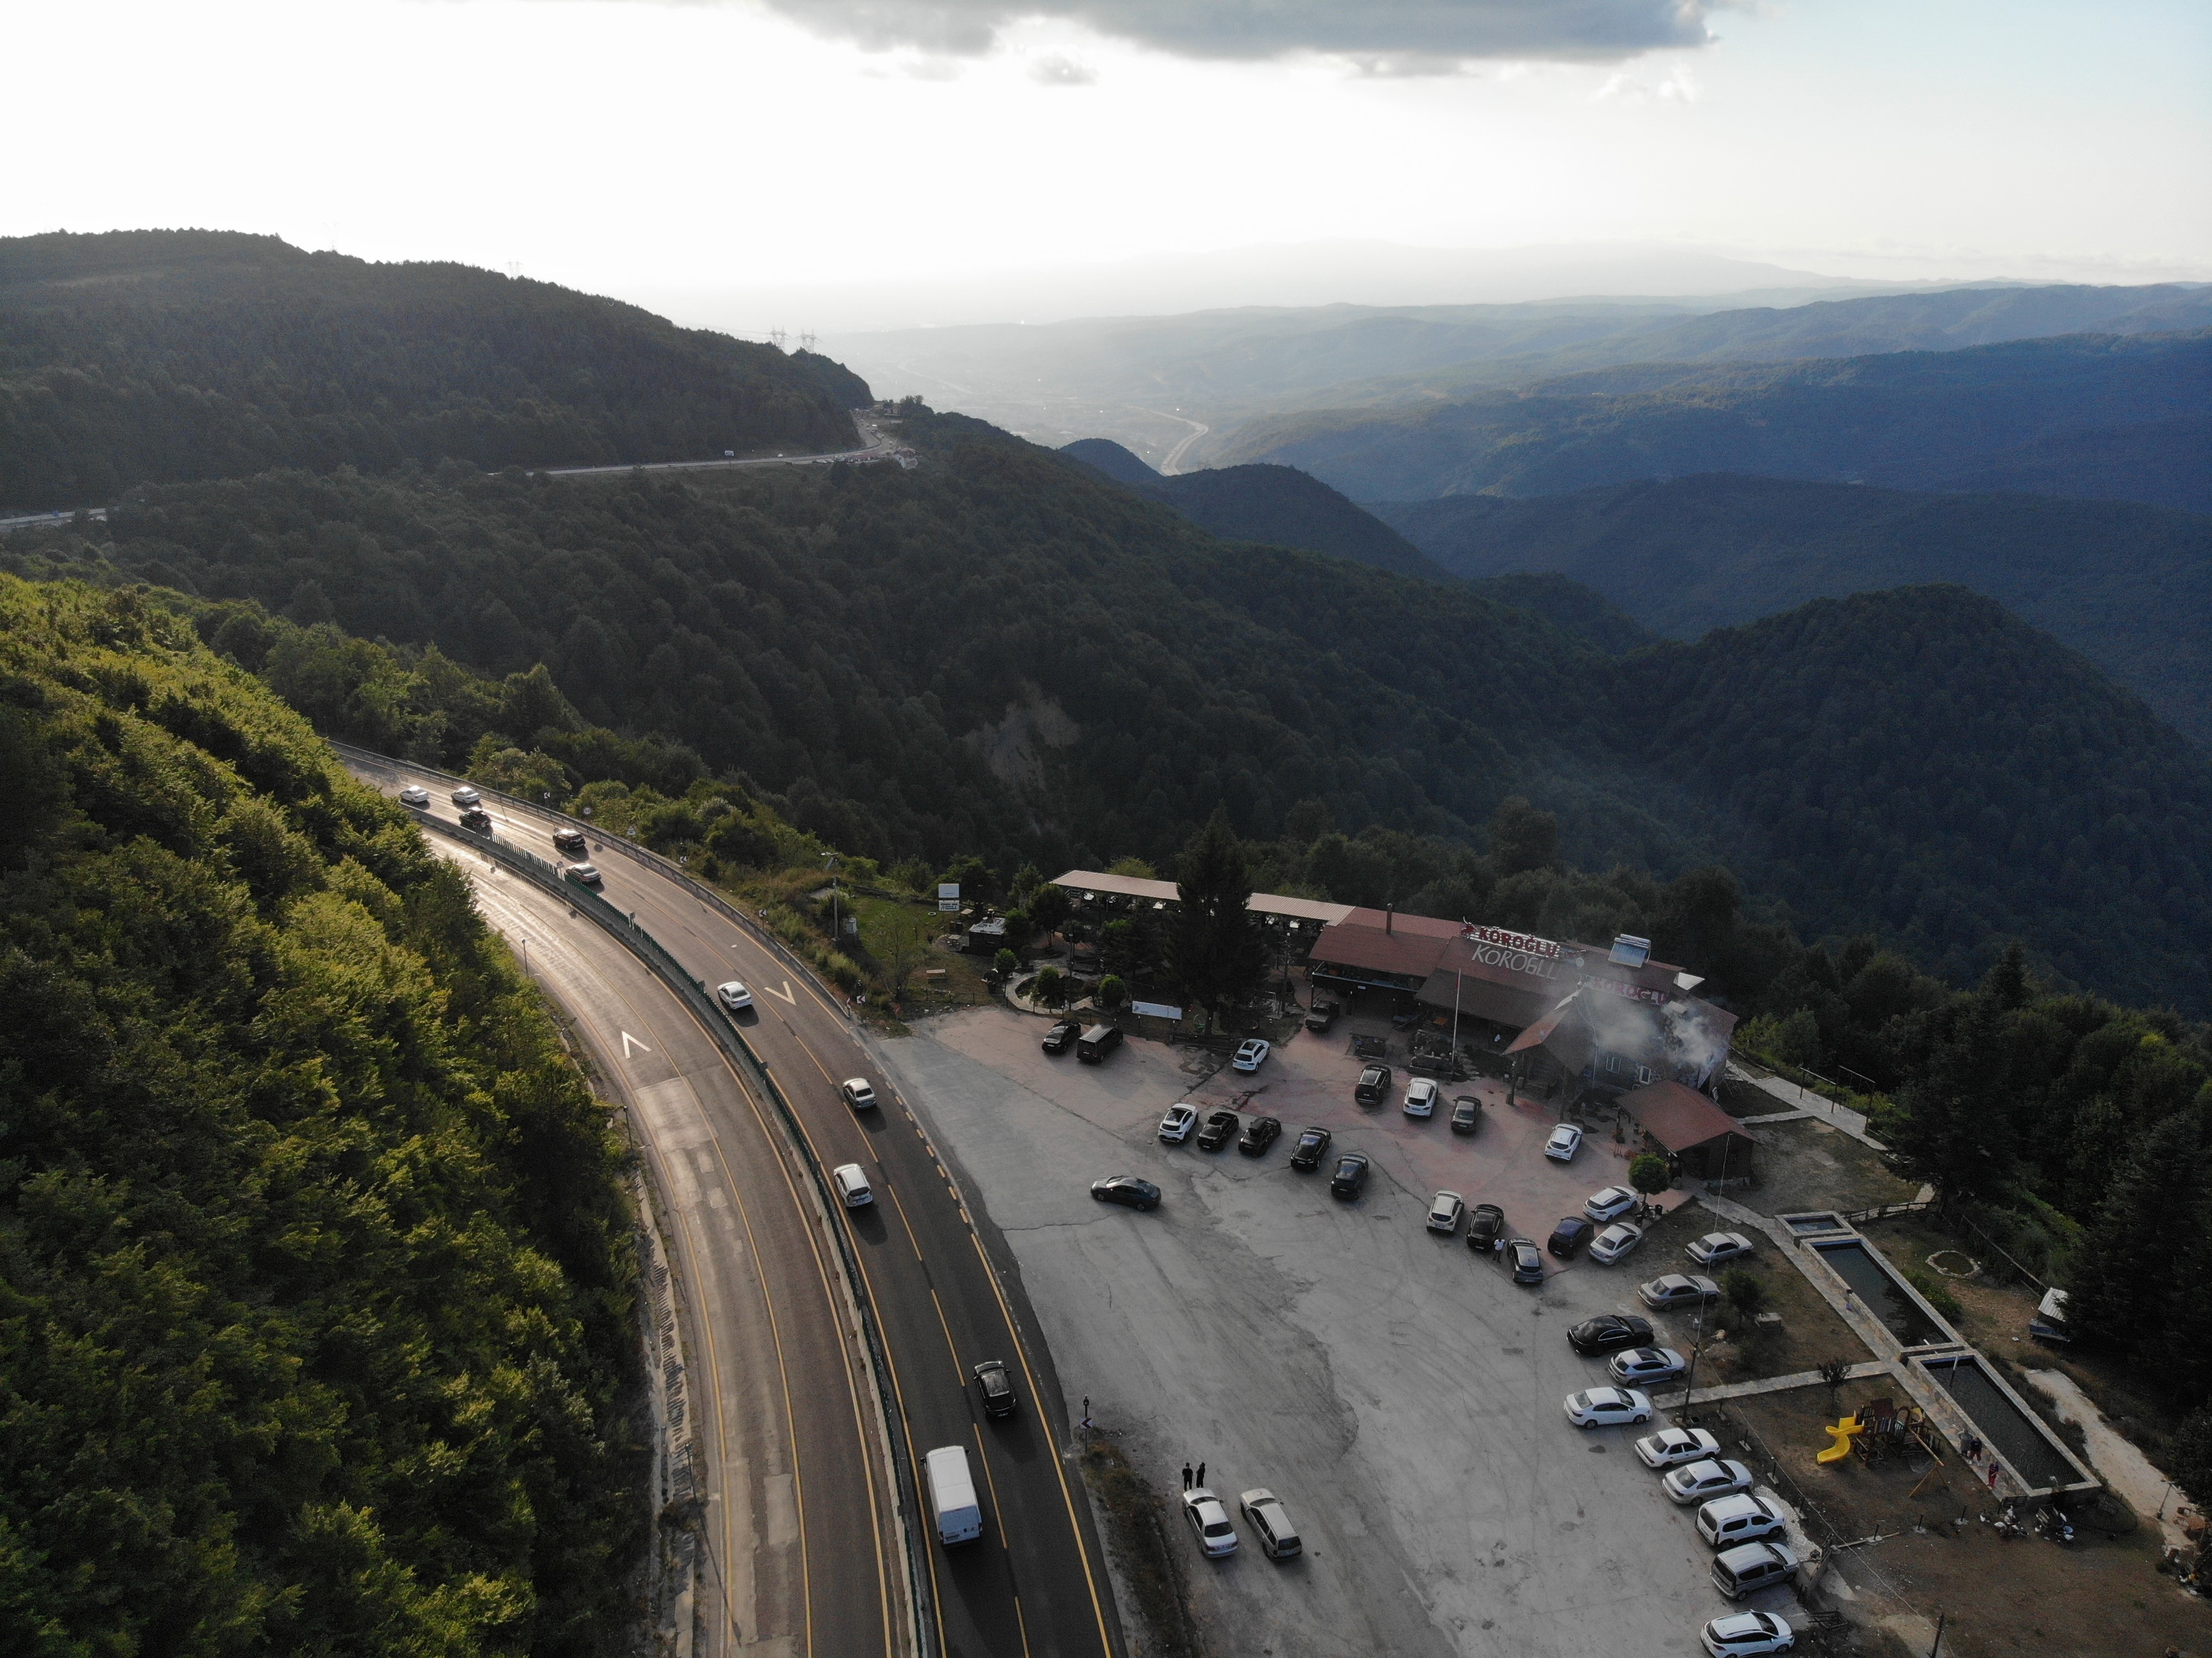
(1385, 904, 1394, 934)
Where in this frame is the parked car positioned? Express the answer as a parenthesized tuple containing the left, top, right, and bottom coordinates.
(1465, 1203, 1506, 1252)
(1288, 1126, 1332, 1171)
(1664, 1458, 1756, 1506)
(1238, 1489, 1302, 1559)
(1181, 1487, 1237, 1557)
(1427, 1191, 1465, 1233)
(1507, 1238, 1544, 1283)
(1609, 1347, 1688, 1386)
(1589, 1222, 1644, 1265)
(458, 807, 493, 833)
(552, 825, 587, 857)
(1548, 1217, 1592, 1258)
(1567, 1313, 1655, 1356)
(1303, 1000, 1339, 1033)
(1688, 1232, 1756, 1266)
(1196, 1110, 1241, 1151)
(561, 861, 603, 886)
(1232, 1038, 1271, 1073)
(1543, 1123, 1584, 1162)
(450, 785, 481, 808)
(1641, 1273, 1723, 1311)
(1585, 1185, 1638, 1223)
(1329, 1152, 1371, 1199)
(1090, 1175, 1161, 1211)
(1158, 1104, 1198, 1144)
(1041, 1019, 1080, 1054)
(1237, 1115, 1283, 1156)
(1402, 1078, 1439, 1118)
(1562, 1386, 1654, 1427)
(1634, 1426, 1722, 1469)
(1698, 1493, 1787, 1549)
(398, 784, 429, 808)
(972, 1359, 1017, 1419)
(1449, 1095, 1482, 1135)
(1700, 1612, 1795, 1656)
(1354, 1064, 1391, 1106)
(716, 980, 754, 1012)
(1712, 1541, 1799, 1601)
(840, 1077, 877, 1110)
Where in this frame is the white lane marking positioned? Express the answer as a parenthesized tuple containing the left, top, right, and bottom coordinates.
(622, 1030, 654, 1058)
(764, 980, 797, 1006)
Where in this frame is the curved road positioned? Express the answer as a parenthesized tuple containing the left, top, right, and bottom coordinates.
(374, 765, 1121, 1658)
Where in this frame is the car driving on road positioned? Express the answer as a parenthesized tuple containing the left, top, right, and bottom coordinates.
(398, 784, 429, 808)
(1288, 1126, 1332, 1170)
(840, 1077, 877, 1110)
(561, 862, 603, 887)
(552, 825, 587, 857)
(1329, 1152, 1370, 1199)
(1231, 1038, 1270, 1073)
(1181, 1487, 1238, 1557)
(1158, 1104, 1198, 1143)
(1543, 1123, 1584, 1161)
(1090, 1175, 1161, 1211)
(1237, 1115, 1283, 1156)
(716, 981, 754, 1012)
(450, 785, 481, 808)
(1196, 1110, 1240, 1151)
(972, 1359, 1017, 1419)
(1563, 1386, 1653, 1427)
(458, 806, 493, 833)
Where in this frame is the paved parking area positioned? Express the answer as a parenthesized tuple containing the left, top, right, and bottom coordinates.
(873, 1005, 1801, 1657)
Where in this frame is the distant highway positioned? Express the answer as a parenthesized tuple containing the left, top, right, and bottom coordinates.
(351, 754, 1121, 1658)
(1149, 411, 1211, 474)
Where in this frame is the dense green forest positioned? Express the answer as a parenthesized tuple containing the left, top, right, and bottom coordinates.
(7, 409, 2209, 1011)
(0, 576, 640, 1654)
(1217, 329, 2211, 510)
(1057, 441, 1446, 578)
(1374, 473, 2212, 747)
(0, 230, 862, 510)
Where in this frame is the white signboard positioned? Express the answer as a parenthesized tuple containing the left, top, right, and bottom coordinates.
(1132, 1001, 1183, 1022)
(939, 882, 960, 914)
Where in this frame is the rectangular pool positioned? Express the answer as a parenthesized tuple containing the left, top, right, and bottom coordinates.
(1810, 1238, 1947, 1346)
(1916, 1355, 2082, 1492)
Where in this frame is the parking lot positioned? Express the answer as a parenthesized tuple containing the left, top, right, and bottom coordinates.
(874, 1004, 1808, 1657)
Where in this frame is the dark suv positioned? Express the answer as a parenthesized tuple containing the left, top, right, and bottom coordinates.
(1548, 1217, 1594, 1259)
(1354, 1064, 1392, 1106)
(1041, 1020, 1080, 1055)
(1303, 999, 1340, 1033)
(1330, 1153, 1371, 1199)
(972, 1359, 1018, 1419)
(1196, 1110, 1241, 1152)
(1465, 1203, 1506, 1252)
(1237, 1116, 1282, 1156)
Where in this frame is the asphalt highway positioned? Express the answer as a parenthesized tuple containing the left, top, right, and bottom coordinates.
(365, 762, 1121, 1658)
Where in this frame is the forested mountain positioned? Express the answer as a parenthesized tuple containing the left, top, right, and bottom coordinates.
(826, 283, 2212, 465)
(1374, 474, 2212, 746)
(1216, 329, 2211, 510)
(10, 410, 2209, 1010)
(1058, 440, 1445, 577)
(0, 576, 640, 1653)
(0, 230, 862, 510)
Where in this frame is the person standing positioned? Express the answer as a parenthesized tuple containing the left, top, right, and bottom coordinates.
(1182, 1463, 1193, 1490)
(1196, 1462, 1206, 1488)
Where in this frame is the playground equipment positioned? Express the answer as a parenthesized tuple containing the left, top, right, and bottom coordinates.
(1816, 1397, 1946, 1469)
(1817, 1416, 1866, 1465)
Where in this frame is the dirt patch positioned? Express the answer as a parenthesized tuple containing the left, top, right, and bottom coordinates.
(1723, 1382, 2212, 1658)
(1077, 1434, 1205, 1658)
(1742, 1117, 1920, 1220)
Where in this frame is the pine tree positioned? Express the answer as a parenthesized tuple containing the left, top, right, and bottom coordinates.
(2064, 1113, 2208, 1360)
(1168, 808, 1264, 1019)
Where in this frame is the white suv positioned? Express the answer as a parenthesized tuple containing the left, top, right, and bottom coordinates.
(1403, 1078, 1439, 1118)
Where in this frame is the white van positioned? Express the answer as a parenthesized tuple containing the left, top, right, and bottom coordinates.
(1697, 1492, 1786, 1549)
(832, 1164, 874, 1208)
(924, 1445, 983, 1546)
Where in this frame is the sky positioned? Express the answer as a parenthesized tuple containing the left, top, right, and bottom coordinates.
(8, 0, 2209, 330)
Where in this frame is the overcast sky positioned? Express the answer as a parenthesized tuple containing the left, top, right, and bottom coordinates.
(10, 0, 2209, 327)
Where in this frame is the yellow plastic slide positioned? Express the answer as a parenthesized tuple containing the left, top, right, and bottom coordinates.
(1816, 1416, 1865, 1465)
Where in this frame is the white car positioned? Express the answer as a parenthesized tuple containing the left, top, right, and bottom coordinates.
(450, 785, 481, 807)
(1158, 1104, 1199, 1143)
(1426, 1191, 1465, 1233)
(1664, 1458, 1756, 1505)
(1641, 1273, 1724, 1311)
(1635, 1426, 1722, 1469)
(1231, 1038, 1271, 1073)
(1543, 1123, 1583, 1162)
(1589, 1221, 1644, 1264)
(840, 1077, 878, 1110)
(1238, 1488, 1302, 1559)
(398, 784, 430, 808)
(1181, 1486, 1238, 1556)
(1403, 1078, 1439, 1118)
(1609, 1346, 1687, 1386)
(716, 981, 753, 1012)
(1688, 1232, 1756, 1266)
(1700, 1612, 1794, 1656)
(1585, 1185, 1637, 1223)
(1699, 1493, 1788, 1548)
(1562, 1386, 1653, 1428)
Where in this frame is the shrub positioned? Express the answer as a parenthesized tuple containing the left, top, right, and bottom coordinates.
(1098, 975, 1126, 1011)
(994, 948, 1018, 980)
(1628, 1153, 1671, 1196)
(1904, 1264, 1963, 1322)
(1721, 1268, 1768, 1324)
(1032, 965, 1066, 1008)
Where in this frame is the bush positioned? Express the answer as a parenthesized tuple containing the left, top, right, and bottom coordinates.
(1032, 965, 1066, 1008)
(1628, 1153, 1671, 1196)
(1722, 1268, 1768, 1323)
(1904, 1264, 1963, 1322)
(1098, 975, 1127, 1011)
(994, 948, 1018, 980)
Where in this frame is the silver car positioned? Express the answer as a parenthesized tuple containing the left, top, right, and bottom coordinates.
(1181, 1487, 1238, 1557)
(1238, 1488, 1302, 1559)
(1664, 1457, 1756, 1505)
(1426, 1191, 1465, 1233)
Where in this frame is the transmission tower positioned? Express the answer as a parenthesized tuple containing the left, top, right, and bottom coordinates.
(768, 326, 788, 351)
(800, 331, 817, 353)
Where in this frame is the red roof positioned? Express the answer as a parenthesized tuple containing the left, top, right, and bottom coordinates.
(1620, 1081, 1752, 1152)
(1307, 910, 1461, 978)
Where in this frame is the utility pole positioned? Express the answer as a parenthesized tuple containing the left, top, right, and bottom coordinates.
(1678, 1304, 1708, 1426)
(823, 851, 840, 943)
(1451, 969, 1464, 1062)
(1928, 1611, 1945, 1658)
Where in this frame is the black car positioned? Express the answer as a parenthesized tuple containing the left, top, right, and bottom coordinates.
(1237, 1115, 1283, 1156)
(1568, 1314, 1656, 1357)
(972, 1359, 1018, 1418)
(1465, 1203, 1506, 1252)
(1303, 999, 1340, 1032)
(1507, 1238, 1544, 1283)
(1195, 1110, 1241, 1152)
(459, 806, 493, 833)
(1354, 1064, 1392, 1107)
(1548, 1217, 1594, 1258)
(1090, 1175, 1161, 1211)
(1041, 1020, 1080, 1054)
(1449, 1096, 1482, 1136)
(1288, 1126, 1333, 1171)
(1329, 1152, 1371, 1199)
(552, 826, 587, 857)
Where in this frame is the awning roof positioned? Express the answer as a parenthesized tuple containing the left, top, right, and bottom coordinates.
(1051, 870, 1352, 926)
(1620, 1081, 1754, 1152)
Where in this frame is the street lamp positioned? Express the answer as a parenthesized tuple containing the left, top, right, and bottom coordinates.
(1678, 1305, 1709, 1426)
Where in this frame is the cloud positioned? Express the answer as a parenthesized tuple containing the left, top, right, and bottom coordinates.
(750, 2, 1726, 64)
(1030, 52, 1098, 85)
(1593, 62, 1700, 101)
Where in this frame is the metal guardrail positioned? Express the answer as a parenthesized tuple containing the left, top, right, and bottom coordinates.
(410, 809, 934, 1656)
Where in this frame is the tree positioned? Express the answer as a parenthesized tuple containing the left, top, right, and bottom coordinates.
(2166, 1405, 2212, 1512)
(1102, 918, 1143, 982)
(939, 854, 996, 910)
(1488, 795, 1558, 877)
(2065, 1113, 2209, 1366)
(1721, 1269, 1767, 1326)
(1108, 855, 1156, 878)
(1098, 975, 1126, 1011)
(1874, 992, 2016, 1204)
(1031, 965, 1066, 1008)
(1167, 808, 1264, 1020)
(1028, 884, 1072, 941)
(993, 948, 1018, 981)
(1628, 1154, 1671, 1197)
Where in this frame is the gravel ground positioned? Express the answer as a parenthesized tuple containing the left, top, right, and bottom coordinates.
(872, 1006, 1800, 1658)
